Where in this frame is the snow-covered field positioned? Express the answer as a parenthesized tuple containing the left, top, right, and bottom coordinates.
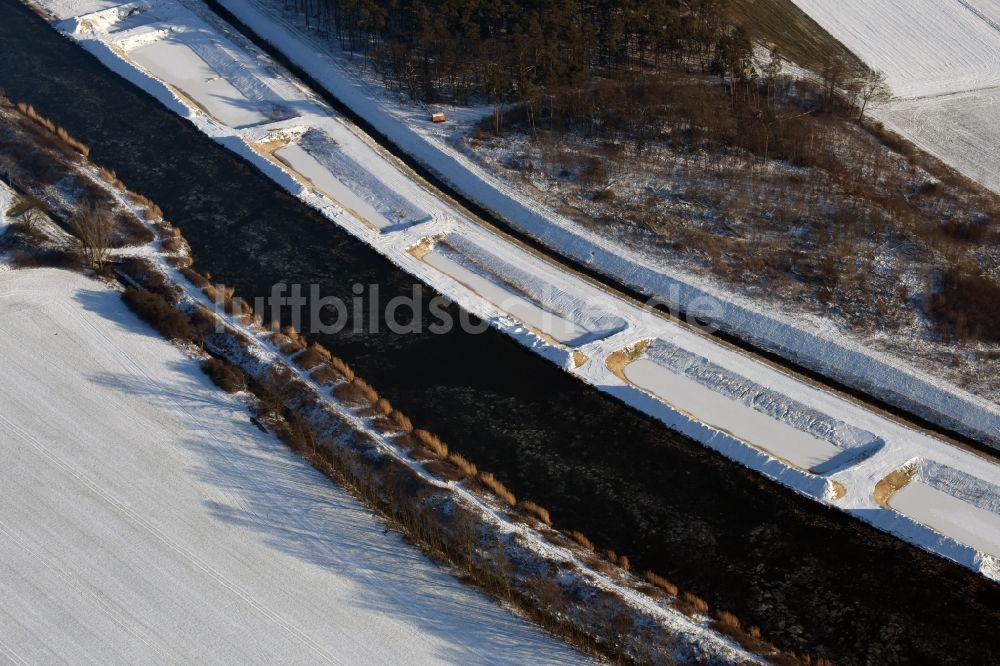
(28, 0, 1000, 580)
(791, 0, 1000, 98)
(0, 266, 587, 664)
(791, 0, 1000, 192)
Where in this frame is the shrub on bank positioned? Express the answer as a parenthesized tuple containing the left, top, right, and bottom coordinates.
(179, 267, 210, 289)
(122, 287, 192, 341)
(201, 357, 247, 393)
(295, 342, 331, 370)
(16, 102, 89, 157)
(309, 363, 342, 385)
(715, 609, 741, 630)
(389, 409, 413, 432)
(353, 377, 380, 403)
(118, 257, 181, 304)
(678, 591, 709, 616)
(330, 356, 355, 382)
(126, 191, 163, 219)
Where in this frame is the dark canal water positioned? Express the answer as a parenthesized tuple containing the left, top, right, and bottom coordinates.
(2, 1, 998, 662)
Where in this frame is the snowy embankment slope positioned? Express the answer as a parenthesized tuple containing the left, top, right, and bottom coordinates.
(30, 0, 1000, 580)
(0, 267, 588, 665)
(212, 0, 1000, 449)
(0, 183, 12, 235)
(791, 0, 1000, 192)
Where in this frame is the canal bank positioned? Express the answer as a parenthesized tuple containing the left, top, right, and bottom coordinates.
(3, 0, 1000, 662)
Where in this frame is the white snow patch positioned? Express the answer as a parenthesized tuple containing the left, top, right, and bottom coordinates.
(624, 359, 843, 472)
(889, 460, 1000, 559)
(130, 37, 271, 127)
(424, 251, 588, 345)
(0, 182, 12, 235)
(273, 132, 424, 232)
(891, 483, 1000, 559)
(41, 0, 121, 20)
(421, 234, 627, 346)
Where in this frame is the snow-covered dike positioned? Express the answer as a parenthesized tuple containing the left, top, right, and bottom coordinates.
(0, 267, 588, 664)
(27, 0, 1000, 580)
(790, 0, 1000, 193)
(206, 0, 1000, 451)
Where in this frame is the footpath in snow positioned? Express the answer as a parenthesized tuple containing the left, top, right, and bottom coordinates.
(29, 0, 1000, 581)
(0, 265, 588, 665)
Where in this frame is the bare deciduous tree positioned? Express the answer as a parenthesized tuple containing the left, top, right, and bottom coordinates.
(856, 69, 892, 121)
(69, 202, 115, 271)
(0, 154, 21, 188)
(7, 193, 46, 231)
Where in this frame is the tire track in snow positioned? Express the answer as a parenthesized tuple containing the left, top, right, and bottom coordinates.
(0, 417, 174, 663)
(956, 0, 1000, 35)
(0, 403, 348, 666)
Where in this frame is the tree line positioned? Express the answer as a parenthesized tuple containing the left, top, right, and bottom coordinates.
(279, 0, 887, 155)
(285, 0, 743, 111)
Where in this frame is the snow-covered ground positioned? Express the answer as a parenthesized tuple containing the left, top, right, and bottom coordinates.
(28, 0, 1000, 580)
(891, 481, 1000, 559)
(0, 266, 589, 664)
(621, 338, 883, 474)
(130, 38, 272, 127)
(418, 234, 628, 347)
(791, 0, 1000, 192)
(624, 357, 843, 471)
(0, 182, 12, 237)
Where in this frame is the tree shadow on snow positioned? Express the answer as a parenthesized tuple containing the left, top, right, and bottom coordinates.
(85, 358, 577, 664)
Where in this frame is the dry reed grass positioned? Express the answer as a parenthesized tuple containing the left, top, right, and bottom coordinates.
(570, 530, 594, 551)
(296, 342, 332, 370)
(413, 429, 449, 458)
(478, 471, 517, 506)
(352, 377, 380, 403)
(310, 363, 342, 385)
(517, 500, 552, 526)
(679, 591, 709, 616)
(447, 452, 478, 477)
(643, 571, 678, 596)
(389, 409, 413, 432)
(330, 356, 355, 382)
(16, 102, 90, 157)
